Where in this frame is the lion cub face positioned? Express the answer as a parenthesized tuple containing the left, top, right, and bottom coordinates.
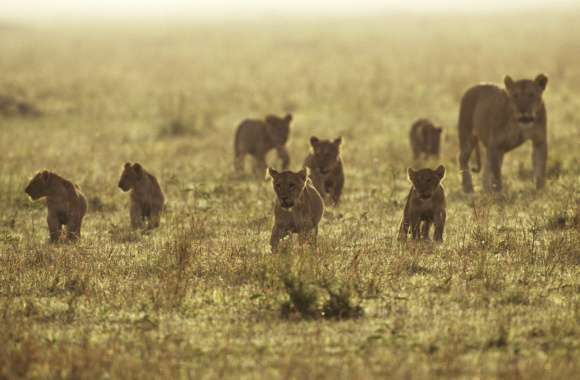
(25, 170, 52, 200)
(408, 165, 445, 200)
(504, 74, 548, 126)
(118, 162, 143, 192)
(268, 168, 308, 209)
(310, 136, 342, 174)
(265, 113, 292, 146)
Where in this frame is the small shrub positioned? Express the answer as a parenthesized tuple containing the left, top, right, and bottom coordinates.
(280, 274, 321, 320)
(322, 283, 364, 320)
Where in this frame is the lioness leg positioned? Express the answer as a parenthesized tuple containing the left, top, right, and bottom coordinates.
(421, 220, 432, 240)
(234, 152, 245, 172)
(275, 146, 290, 171)
(130, 202, 144, 229)
(458, 137, 476, 193)
(532, 140, 547, 189)
(47, 213, 62, 243)
(433, 210, 446, 242)
(398, 214, 410, 241)
(485, 148, 504, 192)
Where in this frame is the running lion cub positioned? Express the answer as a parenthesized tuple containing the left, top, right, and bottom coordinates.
(267, 167, 324, 252)
(398, 165, 447, 242)
(118, 162, 165, 229)
(24, 170, 87, 242)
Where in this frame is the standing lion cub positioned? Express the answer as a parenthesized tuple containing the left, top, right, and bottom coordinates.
(25, 170, 87, 242)
(118, 162, 165, 229)
(303, 136, 344, 205)
(234, 113, 293, 175)
(268, 167, 324, 252)
(398, 165, 447, 242)
(409, 118, 443, 161)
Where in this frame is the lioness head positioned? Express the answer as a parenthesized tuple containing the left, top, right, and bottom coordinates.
(118, 162, 143, 192)
(310, 136, 342, 174)
(504, 74, 548, 126)
(408, 165, 445, 200)
(265, 113, 292, 146)
(268, 167, 308, 209)
(25, 170, 53, 200)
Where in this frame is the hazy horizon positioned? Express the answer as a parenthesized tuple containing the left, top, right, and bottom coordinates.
(3, 0, 579, 22)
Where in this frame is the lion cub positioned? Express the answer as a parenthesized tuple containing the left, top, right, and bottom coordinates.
(25, 170, 87, 242)
(398, 165, 447, 242)
(118, 162, 165, 229)
(234, 113, 293, 174)
(409, 118, 443, 160)
(268, 167, 324, 252)
(303, 136, 344, 205)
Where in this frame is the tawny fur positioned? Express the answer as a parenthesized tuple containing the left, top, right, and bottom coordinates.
(457, 74, 548, 193)
(303, 136, 344, 205)
(398, 166, 447, 242)
(118, 162, 165, 229)
(268, 168, 324, 252)
(234, 113, 292, 174)
(409, 118, 442, 160)
(24, 171, 87, 242)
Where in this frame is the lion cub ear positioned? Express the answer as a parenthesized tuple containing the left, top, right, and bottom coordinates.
(284, 113, 293, 123)
(435, 165, 446, 180)
(504, 75, 515, 91)
(41, 170, 50, 182)
(133, 163, 143, 177)
(534, 74, 548, 91)
(310, 136, 319, 147)
(298, 167, 308, 182)
(267, 168, 279, 180)
(334, 137, 343, 146)
(407, 168, 416, 183)
(124, 162, 132, 169)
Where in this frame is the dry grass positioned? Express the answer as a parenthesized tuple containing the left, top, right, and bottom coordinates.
(0, 11, 579, 379)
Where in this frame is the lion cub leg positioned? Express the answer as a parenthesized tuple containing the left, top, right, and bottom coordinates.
(410, 213, 421, 240)
(253, 153, 268, 177)
(67, 216, 83, 241)
(130, 201, 145, 229)
(270, 225, 288, 252)
(148, 209, 162, 229)
(47, 213, 63, 242)
(276, 146, 290, 171)
(421, 220, 432, 240)
(433, 210, 446, 242)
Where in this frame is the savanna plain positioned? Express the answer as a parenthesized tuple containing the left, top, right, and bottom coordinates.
(0, 11, 579, 379)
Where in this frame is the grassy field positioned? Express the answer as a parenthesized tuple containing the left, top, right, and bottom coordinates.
(0, 11, 579, 379)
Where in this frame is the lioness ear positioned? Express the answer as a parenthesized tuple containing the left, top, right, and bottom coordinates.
(124, 162, 132, 169)
(41, 170, 50, 181)
(334, 137, 343, 146)
(435, 165, 446, 180)
(267, 167, 279, 180)
(434, 127, 443, 134)
(284, 113, 292, 123)
(407, 168, 416, 182)
(298, 168, 308, 182)
(310, 136, 319, 147)
(534, 73, 548, 91)
(504, 75, 515, 91)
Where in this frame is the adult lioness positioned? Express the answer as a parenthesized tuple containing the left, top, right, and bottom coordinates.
(267, 167, 324, 252)
(458, 74, 548, 192)
(234, 114, 292, 174)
